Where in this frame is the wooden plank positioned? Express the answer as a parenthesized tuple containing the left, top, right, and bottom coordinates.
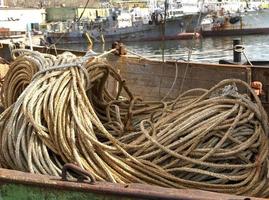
(110, 57, 250, 101)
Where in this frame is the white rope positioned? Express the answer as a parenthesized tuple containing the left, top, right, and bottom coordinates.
(161, 62, 178, 101)
(125, 48, 154, 61)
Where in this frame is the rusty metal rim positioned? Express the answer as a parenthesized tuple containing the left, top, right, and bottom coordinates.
(0, 168, 263, 200)
(120, 55, 260, 69)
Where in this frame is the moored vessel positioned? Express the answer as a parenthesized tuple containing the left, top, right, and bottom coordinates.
(45, 0, 204, 44)
(201, 7, 269, 36)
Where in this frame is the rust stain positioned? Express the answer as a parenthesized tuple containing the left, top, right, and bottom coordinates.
(0, 168, 266, 200)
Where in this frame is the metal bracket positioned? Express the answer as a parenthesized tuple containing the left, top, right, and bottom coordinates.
(61, 163, 95, 184)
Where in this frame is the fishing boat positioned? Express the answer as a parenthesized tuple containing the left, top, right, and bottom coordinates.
(201, 2, 269, 36)
(44, 0, 203, 44)
(0, 42, 269, 199)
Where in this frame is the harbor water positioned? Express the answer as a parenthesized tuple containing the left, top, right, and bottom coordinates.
(57, 34, 269, 63)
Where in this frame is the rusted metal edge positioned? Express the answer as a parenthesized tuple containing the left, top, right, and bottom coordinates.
(119, 55, 269, 70)
(0, 168, 264, 200)
(30, 45, 86, 57)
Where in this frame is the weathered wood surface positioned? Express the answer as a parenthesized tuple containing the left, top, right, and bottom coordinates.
(109, 56, 249, 99)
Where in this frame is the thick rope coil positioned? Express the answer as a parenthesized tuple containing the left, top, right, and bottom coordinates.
(0, 57, 9, 99)
(0, 50, 268, 198)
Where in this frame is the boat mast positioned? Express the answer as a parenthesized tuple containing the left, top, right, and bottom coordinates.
(148, 0, 157, 13)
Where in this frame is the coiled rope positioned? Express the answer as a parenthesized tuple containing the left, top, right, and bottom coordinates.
(0, 57, 10, 106)
(0, 50, 268, 198)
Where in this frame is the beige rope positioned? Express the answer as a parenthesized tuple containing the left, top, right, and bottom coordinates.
(0, 50, 268, 198)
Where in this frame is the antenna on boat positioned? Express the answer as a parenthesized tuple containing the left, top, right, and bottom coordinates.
(161, 0, 168, 62)
(0, 0, 4, 7)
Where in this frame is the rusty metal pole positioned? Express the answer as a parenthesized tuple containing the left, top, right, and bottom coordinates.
(233, 38, 241, 63)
